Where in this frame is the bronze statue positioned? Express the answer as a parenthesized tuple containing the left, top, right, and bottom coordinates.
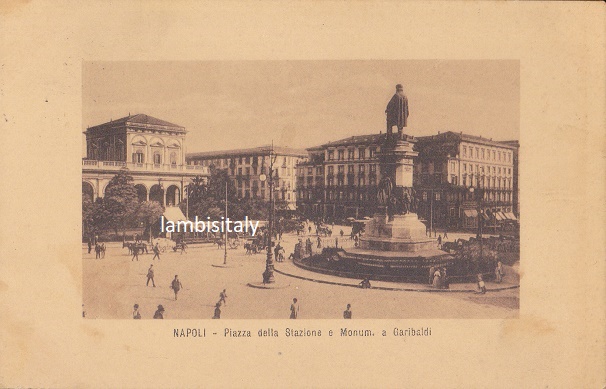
(377, 177, 393, 206)
(385, 84, 409, 139)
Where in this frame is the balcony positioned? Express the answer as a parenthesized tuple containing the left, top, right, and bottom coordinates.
(82, 160, 209, 175)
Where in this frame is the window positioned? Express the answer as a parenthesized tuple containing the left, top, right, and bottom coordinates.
(463, 163, 467, 172)
(498, 167, 501, 175)
(482, 149, 485, 159)
(338, 165, 344, 173)
(369, 164, 376, 173)
(316, 166, 323, 175)
(328, 150, 334, 161)
(245, 167, 250, 175)
(358, 147, 366, 160)
(498, 151, 501, 161)
(463, 176, 467, 186)
(435, 192, 441, 201)
(369, 148, 376, 158)
(238, 167, 242, 175)
(328, 166, 334, 175)
(153, 152, 161, 165)
(338, 150, 345, 160)
(170, 152, 177, 166)
(508, 168, 511, 175)
(308, 167, 313, 175)
(348, 149, 355, 160)
(132, 149, 144, 163)
(463, 146, 467, 157)
(492, 150, 496, 160)
(348, 165, 354, 173)
(451, 161, 455, 172)
(244, 157, 250, 164)
(239, 157, 243, 164)
(359, 177, 366, 186)
(359, 165, 365, 173)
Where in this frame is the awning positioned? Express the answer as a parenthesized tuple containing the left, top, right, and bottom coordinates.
(481, 212, 490, 221)
(464, 209, 478, 217)
(286, 203, 297, 211)
(505, 212, 518, 221)
(163, 206, 188, 223)
(495, 212, 505, 221)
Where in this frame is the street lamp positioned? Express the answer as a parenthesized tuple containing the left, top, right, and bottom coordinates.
(469, 186, 484, 269)
(259, 144, 277, 284)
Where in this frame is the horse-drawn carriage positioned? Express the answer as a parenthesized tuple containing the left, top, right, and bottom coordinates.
(317, 225, 332, 237)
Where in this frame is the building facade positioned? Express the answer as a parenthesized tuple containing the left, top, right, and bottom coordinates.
(296, 131, 519, 229)
(186, 146, 307, 208)
(413, 131, 519, 230)
(297, 134, 385, 220)
(82, 114, 209, 206)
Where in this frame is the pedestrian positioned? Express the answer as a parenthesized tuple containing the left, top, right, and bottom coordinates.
(146, 265, 155, 287)
(95, 243, 101, 259)
(212, 302, 221, 319)
(290, 298, 299, 319)
(308, 226, 312, 234)
(340, 229, 344, 237)
(153, 304, 165, 319)
(343, 304, 352, 319)
(432, 268, 442, 288)
(444, 229, 448, 239)
(131, 245, 139, 261)
(437, 234, 442, 248)
(317, 236, 322, 249)
(152, 243, 161, 261)
(82, 304, 86, 318)
(477, 274, 487, 294)
(180, 241, 187, 255)
(219, 289, 227, 306)
(441, 268, 449, 289)
(495, 261, 504, 283)
(87, 238, 92, 254)
(429, 266, 435, 285)
(306, 238, 312, 256)
(133, 304, 141, 319)
(171, 275, 183, 300)
(335, 237, 339, 248)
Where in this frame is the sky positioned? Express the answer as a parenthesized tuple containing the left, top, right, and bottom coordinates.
(82, 60, 519, 155)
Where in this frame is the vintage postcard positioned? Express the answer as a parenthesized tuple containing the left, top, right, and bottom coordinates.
(1, 2, 604, 388)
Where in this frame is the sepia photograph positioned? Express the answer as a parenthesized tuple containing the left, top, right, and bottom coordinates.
(82, 61, 520, 320)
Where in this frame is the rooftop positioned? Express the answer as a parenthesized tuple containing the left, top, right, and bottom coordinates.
(416, 131, 519, 149)
(86, 114, 185, 132)
(311, 133, 386, 150)
(187, 145, 308, 159)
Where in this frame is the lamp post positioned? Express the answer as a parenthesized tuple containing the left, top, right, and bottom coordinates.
(469, 186, 484, 267)
(259, 144, 277, 284)
(224, 181, 228, 265)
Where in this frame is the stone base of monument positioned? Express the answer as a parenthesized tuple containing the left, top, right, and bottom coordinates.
(334, 212, 454, 282)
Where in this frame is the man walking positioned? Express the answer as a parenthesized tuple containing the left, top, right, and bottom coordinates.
(171, 275, 183, 300)
(133, 304, 141, 319)
(290, 298, 299, 319)
(152, 243, 161, 261)
(131, 245, 139, 261)
(146, 265, 155, 287)
(219, 289, 227, 306)
(343, 304, 352, 319)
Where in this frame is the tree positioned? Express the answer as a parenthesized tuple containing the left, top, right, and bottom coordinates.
(104, 169, 140, 237)
(137, 201, 164, 241)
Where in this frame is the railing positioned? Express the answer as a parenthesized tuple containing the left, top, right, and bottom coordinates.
(82, 160, 209, 174)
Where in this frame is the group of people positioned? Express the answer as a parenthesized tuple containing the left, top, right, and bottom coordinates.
(429, 266, 450, 289)
(131, 303, 165, 319)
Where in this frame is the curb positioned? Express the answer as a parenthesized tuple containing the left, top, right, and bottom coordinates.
(274, 268, 519, 293)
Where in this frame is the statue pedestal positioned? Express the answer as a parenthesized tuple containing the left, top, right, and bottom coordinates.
(360, 213, 435, 252)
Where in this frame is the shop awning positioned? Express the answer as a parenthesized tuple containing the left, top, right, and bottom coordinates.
(495, 212, 505, 221)
(481, 212, 490, 221)
(163, 206, 188, 223)
(505, 212, 518, 221)
(464, 209, 478, 217)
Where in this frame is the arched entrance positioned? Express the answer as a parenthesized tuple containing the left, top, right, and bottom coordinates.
(149, 184, 164, 206)
(82, 181, 95, 203)
(134, 184, 148, 202)
(166, 185, 180, 206)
